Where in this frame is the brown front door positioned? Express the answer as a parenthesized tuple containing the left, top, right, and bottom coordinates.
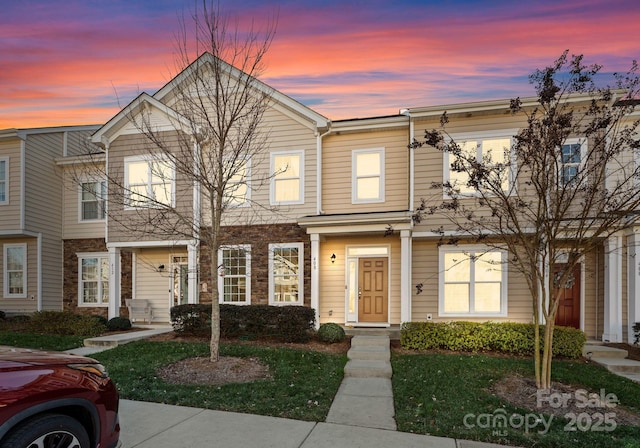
(358, 257, 388, 323)
(554, 263, 581, 329)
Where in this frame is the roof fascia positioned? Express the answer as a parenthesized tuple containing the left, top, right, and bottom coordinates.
(91, 93, 192, 147)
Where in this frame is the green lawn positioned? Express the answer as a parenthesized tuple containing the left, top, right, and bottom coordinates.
(93, 340, 346, 421)
(0, 332, 85, 351)
(392, 352, 640, 448)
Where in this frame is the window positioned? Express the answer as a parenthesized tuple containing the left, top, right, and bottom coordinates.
(0, 157, 7, 205)
(269, 243, 304, 305)
(218, 245, 251, 304)
(80, 180, 106, 221)
(560, 139, 585, 185)
(352, 148, 384, 203)
(271, 151, 304, 204)
(444, 133, 513, 195)
(124, 156, 174, 208)
(4, 243, 26, 298)
(224, 160, 250, 207)
(439, 247, 507, 316)
(78, 254, 109, 306)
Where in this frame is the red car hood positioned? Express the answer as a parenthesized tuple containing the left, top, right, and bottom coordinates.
(0, 346, 98, 367)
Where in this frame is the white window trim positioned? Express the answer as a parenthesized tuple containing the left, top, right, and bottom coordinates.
(442, 130, 517, 198)
(268, 242, 304, 305)
(218, 244, 251, 305)
(352, 148, 385, 204)
(438, 245, 508, 317)
(123, 154, 175, 210)
(559, 138, 587, 186)
(78, 178, 107, 223)
(4, 243, 27, 299)
(270, 150, 305, 205)
(0, 156, 8, 205)
(225, 158, 251, 208)
(77, 252, 109, 307)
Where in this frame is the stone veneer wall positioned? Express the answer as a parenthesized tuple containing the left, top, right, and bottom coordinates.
(198, 223, 311, 306)
(63, 239, 132, 318)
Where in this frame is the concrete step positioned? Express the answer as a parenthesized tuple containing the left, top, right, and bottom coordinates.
(583, 344, 628, 359)
(350, 335, 390, 347)
(592, 357, 640, 374)
(344, 359, 392, 378)
(348, 344, 390, 361)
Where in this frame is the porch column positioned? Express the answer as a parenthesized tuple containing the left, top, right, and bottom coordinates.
(603, 234, 623, 342)
(107, 246, 121, 320)
(188, 242, 199, 304)
(400, 230, 412, 323)
(310, 234, 320, 329)
(627, 229, 640, 344)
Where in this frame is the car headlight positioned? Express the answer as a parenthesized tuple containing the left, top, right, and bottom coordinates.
(68, 363, 109, 378)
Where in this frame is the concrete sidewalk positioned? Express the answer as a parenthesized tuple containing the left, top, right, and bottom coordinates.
(119, 399, 510, 448)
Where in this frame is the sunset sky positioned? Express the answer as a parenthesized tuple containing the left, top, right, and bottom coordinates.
(1, 0, 639, 129)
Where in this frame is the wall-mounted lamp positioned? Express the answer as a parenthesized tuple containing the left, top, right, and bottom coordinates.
(330, 253, 336, 264)
(158, 264, 165, 272)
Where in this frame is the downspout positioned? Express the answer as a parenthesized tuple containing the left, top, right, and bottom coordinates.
(37, 232, 42, 311)
(20, 138, 26, 231)
(316, 123, 332, 215)
(401, 109, 414, 212)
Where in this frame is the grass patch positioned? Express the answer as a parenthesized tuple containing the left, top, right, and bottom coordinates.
(0, 332, 86, 351)
(93, 340, 345, 421)
(392, 353, 640, 448)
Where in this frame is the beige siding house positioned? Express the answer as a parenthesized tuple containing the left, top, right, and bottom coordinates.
(0, 126, 101, 314)
(2, 53, 638, 345)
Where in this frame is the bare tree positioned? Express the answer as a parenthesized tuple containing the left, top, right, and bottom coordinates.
(78, 1, 277, 362)
(411, 51, 640, 390)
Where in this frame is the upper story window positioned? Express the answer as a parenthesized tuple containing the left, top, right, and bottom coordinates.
(4, 243, 26, 298)
(218, 245, 251, 305)
(78, 253, 109, 306)
(560, 139, 586, 185)
(444, 133, 514, 195)
(224, 160, 250, 207)
(352, 148, 385, 203)
(439, 246, 507, 317)
(80, 180, 106, 221)
(270, 150, 304, 205)
(269, 242, 304, 305)
(124, 156, 175, 208)
(0, 157, 7, 205)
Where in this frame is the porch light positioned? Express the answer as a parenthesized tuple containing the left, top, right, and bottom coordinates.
(158, 264, 165, 272)
(330, 253, 336, 264)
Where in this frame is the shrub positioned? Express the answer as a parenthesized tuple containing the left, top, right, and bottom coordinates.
(170, 303, 316, 342)
(27, 311, 106, 337)
(317, 323, 346, 343)
(401, 321, 586, 359)
(91, 315, 109, 326)
(107, 317, 132, 331)
(0, 310, 5, 320)
(634, 322, 640, 345)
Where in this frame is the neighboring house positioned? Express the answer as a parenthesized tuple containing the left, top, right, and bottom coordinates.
(0, 126, 101, 315)
(2, 54, 639, 345)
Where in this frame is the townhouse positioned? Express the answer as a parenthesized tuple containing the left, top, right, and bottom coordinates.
(1, 53, 638, 344)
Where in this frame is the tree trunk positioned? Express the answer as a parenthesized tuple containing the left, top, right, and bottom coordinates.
(210, 300, 220, 362)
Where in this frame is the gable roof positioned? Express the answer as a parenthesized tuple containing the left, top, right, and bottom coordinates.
(153, 52, 330, 132)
